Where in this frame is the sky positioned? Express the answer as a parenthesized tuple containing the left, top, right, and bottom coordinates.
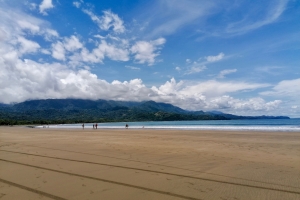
(0, 0, 300, 117)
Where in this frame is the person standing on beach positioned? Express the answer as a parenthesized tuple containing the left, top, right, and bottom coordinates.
(125, 124, 128, 129)
(82, 123, 84, 130)
(93, 124, 95, 129)
(95, 123, 98, 129)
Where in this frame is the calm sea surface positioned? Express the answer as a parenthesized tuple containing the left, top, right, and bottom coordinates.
(39, 118, 300, 132)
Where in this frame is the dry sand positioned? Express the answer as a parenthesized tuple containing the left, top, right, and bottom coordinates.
(0, 126, 300, 200)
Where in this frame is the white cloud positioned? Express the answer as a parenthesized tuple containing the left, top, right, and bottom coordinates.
(26, 2, 38, 10)
(0, 47, 286, 116)
(73, 1, 81, 8)
(78, 47, 104, 63)
(131, 38, 166, 66)
(83, 9, 125, 33)
(68, 40, 129, 64)
(209, 96, 282, 111)
(41, 49, 51, 55)
(260, 78, 300, 98)
(17, 20, 40, 34)
(125, 66, 140, 70)
(39, 0, 54, 15)
(52, 42, 66, 60)
(177, 80, 270, 99)
(217, 69, 237, 78)
(48, 35, 123, 65)
(98, 40, 129, 61)
(0, 5, 58, 42)
(226, 0, 288, 35)
(17, 36, 40, 54)
(206, 52, 224, 62)
(184, 65, 207, 75)
(149, 78, 278, 113)
(145, 0, 215, 37)
(64, 35, 83, 52)
(51, 35, 83, 61)
(45, 29, 59, 40)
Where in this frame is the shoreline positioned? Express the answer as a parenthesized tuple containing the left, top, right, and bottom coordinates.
(33, 126, 300, 132)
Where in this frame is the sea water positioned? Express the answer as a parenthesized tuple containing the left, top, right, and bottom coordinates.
(38, 118, 300, 132)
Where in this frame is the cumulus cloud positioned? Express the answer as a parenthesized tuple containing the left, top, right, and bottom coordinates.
(131, 38, 166, 65)
(98, 40, 129, 61)
(83, 9, 125, 33)
(206, 52, 224, 62)
(47, 33, 130, 65)
(217, 69, 237, 78)
(39, 0, 54, 15)
(149, 78, 278, 113)
(0, 57, 153, 103)
(69, 40, 129, 64)
(0, 47, 283, 115)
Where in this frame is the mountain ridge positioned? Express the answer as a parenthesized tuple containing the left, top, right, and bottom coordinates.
(0, 99, 290, 125)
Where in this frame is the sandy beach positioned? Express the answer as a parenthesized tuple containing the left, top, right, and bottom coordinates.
(0, 127, 300, 200)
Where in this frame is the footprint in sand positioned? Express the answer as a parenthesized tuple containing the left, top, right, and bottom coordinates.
(0, 193, 6, 198)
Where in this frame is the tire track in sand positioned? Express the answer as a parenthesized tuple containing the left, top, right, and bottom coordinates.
(1, 155, 300, 196)
(2, 142, 299, 190)
(0, 158, 202, 200)
(1, 149, 300, 193)
(0, 178, 67, 200)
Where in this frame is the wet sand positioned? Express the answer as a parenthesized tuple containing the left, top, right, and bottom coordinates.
(0, 126, 300, 200)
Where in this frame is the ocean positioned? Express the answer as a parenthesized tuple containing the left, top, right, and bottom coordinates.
(38, 118, 300, 132)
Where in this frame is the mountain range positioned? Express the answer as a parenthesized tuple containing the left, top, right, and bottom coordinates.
(0, 99, 289, 125)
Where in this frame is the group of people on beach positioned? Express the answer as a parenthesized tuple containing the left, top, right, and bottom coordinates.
(81, 123, 98, 129)
(93, 123, 98, 129)
(81, 123, 130, 129)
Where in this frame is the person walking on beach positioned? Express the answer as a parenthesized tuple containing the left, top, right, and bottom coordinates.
(125, 124, 128, 129)
(82, 123, 84, 130)
(93, 124, 95, 129)
(95, 123, 98, 129)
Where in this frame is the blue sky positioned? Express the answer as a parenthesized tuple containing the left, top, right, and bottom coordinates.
(0, 0, 299, 117)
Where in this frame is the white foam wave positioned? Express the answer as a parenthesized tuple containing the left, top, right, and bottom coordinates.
(37, 125, 300, 132)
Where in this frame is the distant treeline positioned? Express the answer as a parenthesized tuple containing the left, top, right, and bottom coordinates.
(0, 99, 289, 125)
(0, 110, 228, 125)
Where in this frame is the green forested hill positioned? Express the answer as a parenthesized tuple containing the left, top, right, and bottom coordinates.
(0, 99, 289, 125)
